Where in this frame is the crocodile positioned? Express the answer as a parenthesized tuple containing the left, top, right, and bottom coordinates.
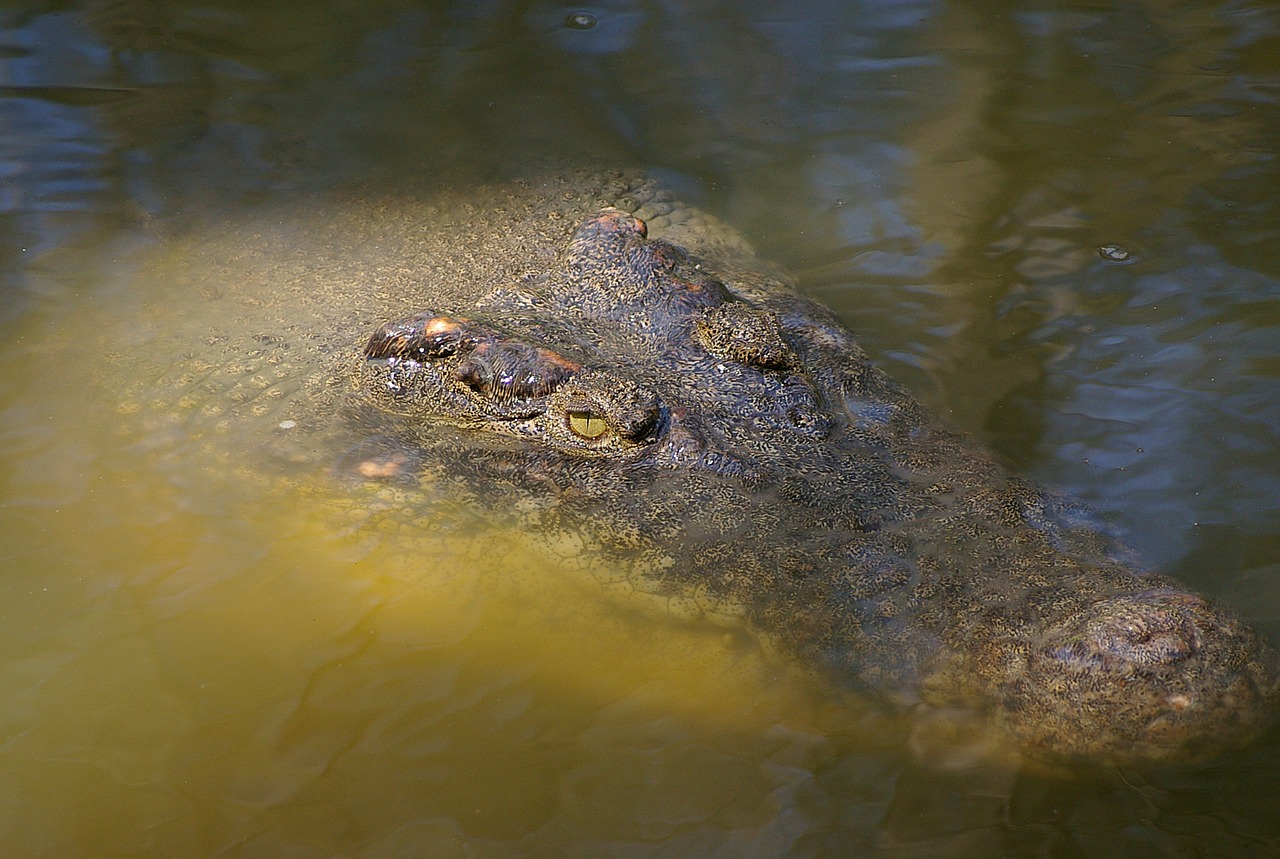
(108, 169, 1278, 765)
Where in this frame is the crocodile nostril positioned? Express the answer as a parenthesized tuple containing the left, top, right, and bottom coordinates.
(1050, 590, 1213, 669)
(1090, 610, 1202, 666)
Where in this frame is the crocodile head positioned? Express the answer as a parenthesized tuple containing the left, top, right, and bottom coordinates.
(357, 208, 832, 488)
(356, 207, 1278, 765)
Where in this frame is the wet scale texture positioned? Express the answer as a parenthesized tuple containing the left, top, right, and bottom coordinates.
(207, 175, 1277, 766)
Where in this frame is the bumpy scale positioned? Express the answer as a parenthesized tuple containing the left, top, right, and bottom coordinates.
(357, 205, 1280, 764)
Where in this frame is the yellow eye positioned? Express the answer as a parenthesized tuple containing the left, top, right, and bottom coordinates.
(567, 410, 609, 439)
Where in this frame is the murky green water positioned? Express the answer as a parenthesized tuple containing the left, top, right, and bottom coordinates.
(3, 2, 1279, 856)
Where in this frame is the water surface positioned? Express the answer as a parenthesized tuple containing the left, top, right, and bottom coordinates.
(3, 2, 1279, 856)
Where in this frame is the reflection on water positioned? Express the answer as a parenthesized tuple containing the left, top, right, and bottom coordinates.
(3, 1, 1280, 856)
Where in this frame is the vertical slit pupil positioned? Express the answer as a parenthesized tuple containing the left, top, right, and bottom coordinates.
(568, 411, 608, 439)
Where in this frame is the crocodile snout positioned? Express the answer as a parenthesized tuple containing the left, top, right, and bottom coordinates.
(1001, 589, 1279, 763)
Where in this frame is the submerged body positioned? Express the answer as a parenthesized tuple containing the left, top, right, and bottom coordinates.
(110, 170, 1277, 764)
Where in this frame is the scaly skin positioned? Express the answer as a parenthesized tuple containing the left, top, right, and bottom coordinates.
(106, 171, 1277, 764)
(358, 205, 1278, 764)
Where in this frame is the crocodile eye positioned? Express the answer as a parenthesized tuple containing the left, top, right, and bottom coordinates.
(567, 410, 609, 439)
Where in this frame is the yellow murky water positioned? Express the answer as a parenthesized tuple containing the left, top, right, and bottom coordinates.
(0, 272, 891, 854)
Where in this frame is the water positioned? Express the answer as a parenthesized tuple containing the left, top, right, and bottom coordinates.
(3, 2, 1280, 856)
